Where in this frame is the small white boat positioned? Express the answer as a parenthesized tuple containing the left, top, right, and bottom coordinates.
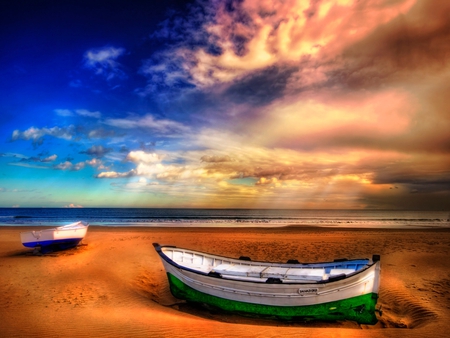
(154, 243, 381, 324)
(21, 221, 89, 252)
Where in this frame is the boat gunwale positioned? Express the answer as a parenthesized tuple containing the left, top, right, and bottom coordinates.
(20, 221, 89, 235)
(153, 243, 377, 285)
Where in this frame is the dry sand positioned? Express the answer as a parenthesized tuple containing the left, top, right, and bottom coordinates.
(1, 226, 449, 337)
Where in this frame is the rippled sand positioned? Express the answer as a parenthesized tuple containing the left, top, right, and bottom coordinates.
(1, 226, 449, 337)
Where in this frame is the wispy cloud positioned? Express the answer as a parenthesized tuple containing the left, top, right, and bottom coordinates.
(1, 152, 29, 159)
(8, 162, 51, 170)
(5, 152, 57, 168)
(104, 114, 189, 134)
(0, 187, 36, 193)
(76, 109, 101, 118)
(16, 154, 58, 163)
(55, 108, 101, 118)
(11, 122, 117, 147)
(83, 46, 126, 80)
(54, 109, 74, 117)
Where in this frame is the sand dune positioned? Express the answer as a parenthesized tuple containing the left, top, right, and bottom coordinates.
(1, 226, 449, 337)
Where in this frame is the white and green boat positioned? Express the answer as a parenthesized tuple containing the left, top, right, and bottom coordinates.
(153, 243, 381, 324)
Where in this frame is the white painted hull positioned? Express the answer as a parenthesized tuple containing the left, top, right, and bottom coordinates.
(20, 221, 89, 250)
(160, 256, 379, 306)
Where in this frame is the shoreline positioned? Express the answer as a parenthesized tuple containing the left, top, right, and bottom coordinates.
(4, 224, 450, 233)
(2, 221, 449, 230)
(1, 226, 450, 337)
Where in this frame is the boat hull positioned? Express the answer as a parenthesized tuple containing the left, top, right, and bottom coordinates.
(21, 237, 84, 250)
(167, 272, 378, 324)
(20, 221, 88, 252)
(155, 244, 380, 324)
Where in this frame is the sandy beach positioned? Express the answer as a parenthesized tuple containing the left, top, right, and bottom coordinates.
(1, 226, 449, 337)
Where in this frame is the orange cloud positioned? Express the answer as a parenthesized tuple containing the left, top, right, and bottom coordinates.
(171, 0, 416, 87)
(250, 88, 416, 151)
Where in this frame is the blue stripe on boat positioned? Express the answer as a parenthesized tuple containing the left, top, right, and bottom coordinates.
(22, 238, 83, 248)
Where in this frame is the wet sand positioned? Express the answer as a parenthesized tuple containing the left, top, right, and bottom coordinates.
(1, 226, 449, 337)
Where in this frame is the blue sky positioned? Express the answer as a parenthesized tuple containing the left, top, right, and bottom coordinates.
(1, 0, 449, 209)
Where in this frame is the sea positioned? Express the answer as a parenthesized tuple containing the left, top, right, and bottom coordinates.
(0, 208, 449, 229)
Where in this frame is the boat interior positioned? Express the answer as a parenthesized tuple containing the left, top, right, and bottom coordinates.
(160, 246, 371, 283)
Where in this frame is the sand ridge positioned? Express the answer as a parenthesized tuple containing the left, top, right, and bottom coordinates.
(1, 226, 450, 337)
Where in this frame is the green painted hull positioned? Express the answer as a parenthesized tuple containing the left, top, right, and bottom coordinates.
(167, 273, 378, 324)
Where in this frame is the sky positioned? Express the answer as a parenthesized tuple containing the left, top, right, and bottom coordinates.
(0, 0, 449, 209)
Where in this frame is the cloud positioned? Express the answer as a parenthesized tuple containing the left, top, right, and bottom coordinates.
(96, 169, 136, 178)
(83, 46, 126, 80)
(42, 155, 57, 162)
(104, 114, 189, 134)
(0, 187, 36, 193)
(8, 162, 50, 169)
(55, 108, 101, 119)
(6, 153, 57, 169)
(90, 131, 450, 208)
(64, 203, 83, 208)
(110, 178, 162, 192)
(328, 0, 450, 90)
(86, 158, 108, 170)
(248, 88, 418, 152)
(52, 161, 85, 171)
(6, 153, 57, 164)
(54, 109, 74, 117)
(142, 0, 417, 90)
(69, 79, 83, 88)
(73, 162, 86, 171)
(76, 109, 101, 118)
(0, 152, 28, 159)
(256, 177, 281, 187)
(87, 128, 117, 139)
(200, 155, 232, 163)
(51, 158, 109, 172)
(26, 154, 58, 163)
(53, 161, 74, 170)
(126, 150, 164, 164)
(80, 145, 113, 158)
(11, 126, 75, 145)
